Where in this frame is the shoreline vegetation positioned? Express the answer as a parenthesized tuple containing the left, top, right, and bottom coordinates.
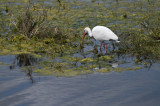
(0, 0, 160, 77)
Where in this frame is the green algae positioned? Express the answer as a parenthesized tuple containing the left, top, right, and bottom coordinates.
(81, 58, 94, 63)
(133, 67, 142, 70)
(115, 67, 142, 73)
(0, 62, 9, 66)
(34, 68, 54, 76)
(32, 66, 93, 77)
(115, 68, 124, 72)
(54, 69, 78, 77)
(95, 68, 111, 73)
(99, 56, 112, 61)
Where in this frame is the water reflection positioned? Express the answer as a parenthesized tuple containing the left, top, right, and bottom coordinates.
(9, 54, 38, 69)
(25, 66, 34, 83)
(9, 54, 38, 83)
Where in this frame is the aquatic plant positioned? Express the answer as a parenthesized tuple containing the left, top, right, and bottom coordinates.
(9, 54, 38, 69)
(0, 62, 9, 65)
(99, 55, 112, 61)
(54, 62, 68, 71)
(81, 58, 94, 63)
(10, 6, 48, 38)
(95, 68, 111, 73)
(115, 67, 142, 73)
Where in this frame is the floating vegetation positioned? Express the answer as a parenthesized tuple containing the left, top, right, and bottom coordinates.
(81, 58, 94, 63)
(34, 68, 54, 76)
(0, 62, 9, 66)
(132, 67, 142, 70)
(32, 65, 94, 77)
(99, 55, 112, 61)
(115, 68, 124, 72)
(95, 68, 111, 73)
(115, 67, 142, 73)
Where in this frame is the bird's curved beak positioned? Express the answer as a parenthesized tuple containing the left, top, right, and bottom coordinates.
(82, 31, 86, 43)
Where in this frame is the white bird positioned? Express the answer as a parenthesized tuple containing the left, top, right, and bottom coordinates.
(82, 26, 120, 53)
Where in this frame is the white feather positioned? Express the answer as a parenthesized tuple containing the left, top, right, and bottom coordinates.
(92, 26, 118, 41)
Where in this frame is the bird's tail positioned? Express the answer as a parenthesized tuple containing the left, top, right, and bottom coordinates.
(116, 40, 120, 43)
(116, 38, 120, 43)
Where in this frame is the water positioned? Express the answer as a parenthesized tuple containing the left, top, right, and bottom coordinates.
(0, 55, 160, 106)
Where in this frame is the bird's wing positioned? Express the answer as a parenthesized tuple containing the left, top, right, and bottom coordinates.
(92, 26, 118, 41)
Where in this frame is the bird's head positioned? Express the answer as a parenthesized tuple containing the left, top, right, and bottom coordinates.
(82, 27, 91, 43)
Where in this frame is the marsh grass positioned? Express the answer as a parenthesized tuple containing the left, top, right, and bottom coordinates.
(10, 5, 74, 43)
(10, 6, 47, 38)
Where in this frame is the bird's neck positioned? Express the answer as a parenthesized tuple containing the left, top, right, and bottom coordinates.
(87, 28, 92, 37)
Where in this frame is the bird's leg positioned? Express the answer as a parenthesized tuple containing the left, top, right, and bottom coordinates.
(104, 42, 107, 53)
(99, 41, 104, 52)
(112, 41, 115, 51)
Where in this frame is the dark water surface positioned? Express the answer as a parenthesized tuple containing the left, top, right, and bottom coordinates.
(0, 55, 160, 106)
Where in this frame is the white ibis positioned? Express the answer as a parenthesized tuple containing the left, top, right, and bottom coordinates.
(82, 26, 120, 53)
